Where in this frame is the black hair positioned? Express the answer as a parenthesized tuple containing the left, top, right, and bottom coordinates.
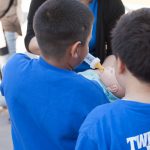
(33, 0, 93, 59)
(112, 8, 150, 83)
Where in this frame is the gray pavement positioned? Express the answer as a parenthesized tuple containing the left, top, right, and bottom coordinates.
(0, 108, 13, 150)
(0, 83, 12, 150)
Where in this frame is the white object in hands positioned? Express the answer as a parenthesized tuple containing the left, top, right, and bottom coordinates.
(84, 53, 104, 71)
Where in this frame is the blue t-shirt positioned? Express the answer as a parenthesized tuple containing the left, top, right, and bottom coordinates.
(1, 53, 109, 150)
(76, 100, 150, 150)
(75, 0, 98, 72)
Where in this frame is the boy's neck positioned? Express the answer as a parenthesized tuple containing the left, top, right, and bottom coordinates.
(43, 56, 73, 71)
(123, 75, 150, 104)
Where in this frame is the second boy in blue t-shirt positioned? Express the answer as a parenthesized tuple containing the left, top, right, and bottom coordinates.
(76, 8, 150, 150)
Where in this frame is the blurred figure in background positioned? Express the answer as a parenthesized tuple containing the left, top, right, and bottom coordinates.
(0, 0, 22, 107)
(1, 0, 22, 58)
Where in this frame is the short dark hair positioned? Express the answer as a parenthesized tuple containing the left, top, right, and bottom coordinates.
(33, 0, 93, 59)
(112, 8, 150, 83)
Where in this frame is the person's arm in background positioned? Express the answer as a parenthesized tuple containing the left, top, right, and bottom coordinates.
(104, 0, 125, 56)
(24, 0, 46, 55)
(28, 37, 41, 55)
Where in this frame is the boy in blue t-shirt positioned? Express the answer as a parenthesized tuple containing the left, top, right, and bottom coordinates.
(0, 0, 109, 149)
(76, 8, 150, 150)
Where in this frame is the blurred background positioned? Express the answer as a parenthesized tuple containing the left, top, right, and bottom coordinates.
(0, 0, 150, 149)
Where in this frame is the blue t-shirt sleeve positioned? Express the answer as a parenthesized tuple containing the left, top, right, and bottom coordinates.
(1, 53, 31, 96)
(76, 133, 98, 150)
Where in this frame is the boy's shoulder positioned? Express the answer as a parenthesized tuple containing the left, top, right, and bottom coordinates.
(76, 73, 100, 88)
(64, 73, 109, 105)
(5, 53, 31, 67)
(3, 53, 30, 70)
(77, 70, 107, 91)
(2, 53, 32, 78)
(75, 73, 108, 97)
(10, 53, 31, 61)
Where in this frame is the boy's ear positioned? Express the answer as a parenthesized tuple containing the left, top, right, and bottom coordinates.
(116, 57, 126, 74)
(70, 41, 81, 58)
